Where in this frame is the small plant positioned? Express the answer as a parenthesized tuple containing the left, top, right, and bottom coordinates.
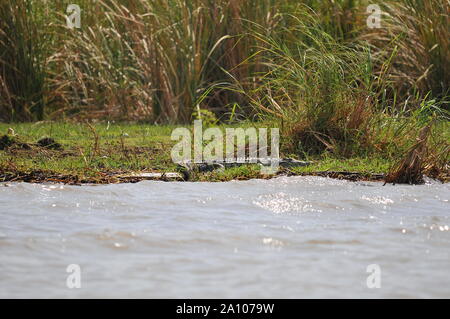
(192, 107, 218, 126)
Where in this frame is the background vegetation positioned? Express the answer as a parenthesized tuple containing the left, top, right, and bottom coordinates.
(0, 0, 448, 182)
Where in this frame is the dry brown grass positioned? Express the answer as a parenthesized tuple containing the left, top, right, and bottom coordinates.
(44, 0, 282, 123)
(362, 0, 450, 108)
(385, 122, 432, 184)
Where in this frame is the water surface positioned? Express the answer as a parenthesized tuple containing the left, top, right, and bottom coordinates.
(0, 176, 449, 298)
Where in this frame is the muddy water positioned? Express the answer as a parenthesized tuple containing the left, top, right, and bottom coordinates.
(0, 176, 449, 298)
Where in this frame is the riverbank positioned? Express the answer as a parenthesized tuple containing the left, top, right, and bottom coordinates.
(1, 2, 448, 185)
(0, 123, 447, 185)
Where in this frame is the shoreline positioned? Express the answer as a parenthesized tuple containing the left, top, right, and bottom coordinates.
(1, 167, 445, 185)
(1, 122, 448, 185)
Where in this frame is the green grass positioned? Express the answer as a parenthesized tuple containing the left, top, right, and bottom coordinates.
(195, 165, 263, 182)
(2, 122, 446, 184)
(0, 122, 278, 182)
(291, 157, 391, 175)
(0, 122, 178, 179)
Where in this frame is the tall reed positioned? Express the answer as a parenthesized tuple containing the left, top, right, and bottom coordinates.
(362, 0, 449, 110)
(0, 1, 53, 121)
(0, 0, 448, 124)
(46, 0, 284, 123)
(224, 3, 448, 162)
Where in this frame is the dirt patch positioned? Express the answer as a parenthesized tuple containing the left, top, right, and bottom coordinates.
(37, 137, 63, 150)
(0, 135, 32, 150)
(0, 135, 14, 150)
(0, 169, 184, 185)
